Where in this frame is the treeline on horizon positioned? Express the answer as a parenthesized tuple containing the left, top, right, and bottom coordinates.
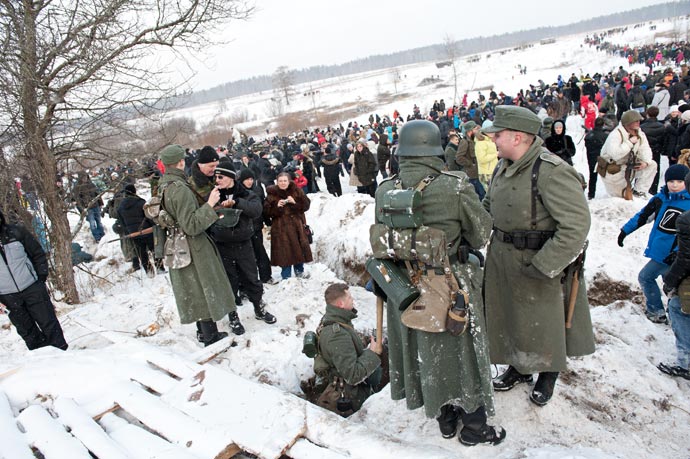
(170, 1, 690, 110)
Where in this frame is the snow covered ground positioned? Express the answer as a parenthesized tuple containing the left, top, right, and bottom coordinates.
(2, 17, 690, 459)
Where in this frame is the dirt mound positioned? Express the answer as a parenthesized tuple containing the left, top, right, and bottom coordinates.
(588, 272, 643, 306)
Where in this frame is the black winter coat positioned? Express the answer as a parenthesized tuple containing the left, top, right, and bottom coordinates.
(545, 123, 576, 165)
(584, 126, 608, 158)
(640, 118, 667, 156)
(321, 153, 343, 180)
(208, 184, 261, 244)
(117, 193, 153, 236)
(663, 210, 690, 289)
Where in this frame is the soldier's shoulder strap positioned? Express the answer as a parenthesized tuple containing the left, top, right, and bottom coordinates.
(440, 170, 468, 181)
(538, 151, 562, 166)
(380, 174, 397, 186)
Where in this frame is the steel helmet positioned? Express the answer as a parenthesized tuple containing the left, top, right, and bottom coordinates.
(396, 120, 444, 157)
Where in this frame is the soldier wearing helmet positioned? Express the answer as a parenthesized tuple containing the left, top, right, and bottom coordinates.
(373, 120, 505, 446)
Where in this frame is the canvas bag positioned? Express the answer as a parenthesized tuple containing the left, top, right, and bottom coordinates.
(370, 175, 467, 334)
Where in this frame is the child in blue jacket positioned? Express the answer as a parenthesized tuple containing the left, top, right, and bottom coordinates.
(618, 164, 690, 324)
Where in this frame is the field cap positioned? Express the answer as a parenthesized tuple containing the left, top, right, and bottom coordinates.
(481, 106, 541, 135)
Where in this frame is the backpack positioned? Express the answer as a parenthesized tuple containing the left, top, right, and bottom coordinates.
(142, 182, 191, 269)
(142, 182, 176, 229)
(368, 175, 468, 335)
(632, 89, 646, 108)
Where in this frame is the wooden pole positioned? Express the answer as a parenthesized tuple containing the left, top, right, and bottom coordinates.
(376, 296, 384, 344)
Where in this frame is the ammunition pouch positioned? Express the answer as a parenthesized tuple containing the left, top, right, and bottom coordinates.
(493, 227, 554, 251)
(596, 156, 621, 177)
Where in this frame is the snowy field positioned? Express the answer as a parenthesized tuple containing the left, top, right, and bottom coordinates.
(2, 17, 690, 459)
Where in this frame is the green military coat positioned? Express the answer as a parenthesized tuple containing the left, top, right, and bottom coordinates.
(159, 168, 235, 324)
(483, 137, 595, 374)
(375, 156, 495, 419)
(316, 304, 381, 410)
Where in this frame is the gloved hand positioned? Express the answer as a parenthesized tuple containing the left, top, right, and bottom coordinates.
(617, 230, 626, 247)
(522, 263, 547, 280)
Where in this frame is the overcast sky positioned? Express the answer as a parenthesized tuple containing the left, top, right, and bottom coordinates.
(183, 0, 676, 90)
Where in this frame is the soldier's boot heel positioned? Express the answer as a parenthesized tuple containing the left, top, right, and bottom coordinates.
(459, 425, 507, 446)
(492, 366, 533, 391)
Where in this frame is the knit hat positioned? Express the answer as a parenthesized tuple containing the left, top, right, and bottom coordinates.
(679, 104, 690, 113)
(215, 158, 236, 179)
(198, 145, 220, 164)
(159, 144, 185, 165)
(681, 110, 690, 123)
(238, 168, 255, 183)
(665, 164, 690, 182)
(620, 110, 643, 126)
(124, 184, 137, 195)
(462, 120, 478, 132)
(670, 105, 680, 113)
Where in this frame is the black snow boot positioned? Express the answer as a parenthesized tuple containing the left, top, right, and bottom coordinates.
(228, 311, 245, 335)
(436, 404, 459, 439)
(254, 301, 277, 324)
(198, 320, 228, 347)
(529, 371, 559, 406)
(459, 424, 507, 446)
(492, 366, 533, 391)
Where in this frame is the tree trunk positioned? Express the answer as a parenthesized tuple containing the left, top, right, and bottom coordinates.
(19, 1, 79, 303)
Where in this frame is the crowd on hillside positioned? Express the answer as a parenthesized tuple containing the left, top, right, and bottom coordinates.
(4, 42, 690, 430)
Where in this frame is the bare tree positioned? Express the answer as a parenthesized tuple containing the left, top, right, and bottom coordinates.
(272, 66, 295, 106)
(442, 33, 460, 105)
(0, 0, 253, 303)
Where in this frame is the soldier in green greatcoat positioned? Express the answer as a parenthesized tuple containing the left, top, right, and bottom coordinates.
(482, 106, 595, 406)
(314, 283, 382, 416)
(157, 145, 239, 346)
(375, 120, 505, 447)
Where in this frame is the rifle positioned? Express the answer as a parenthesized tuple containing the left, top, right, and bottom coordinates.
(566, 240, 589, 329)
(107, 227, 154, 243)
(623, 149, 636, 201)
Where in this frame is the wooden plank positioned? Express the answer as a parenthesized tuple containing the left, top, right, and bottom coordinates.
(284, 437, 348, 459)
(129, 364, 178, 395)
(99, 412, 196, 459)
(144, 349, 203, 380)
(0, 390, 34, 459)
(191, 337, 236, 365)
(16, 404, 92, 459)
(53, 397, 130, 459)
(113, 381, 239, 459)
(162, 364, 307, 459)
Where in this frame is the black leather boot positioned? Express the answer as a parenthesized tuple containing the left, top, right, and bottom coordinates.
(529, 371, 559, 406)
(492, 366, 533, 391)
(198, 320, 228, 347)
(436, 404, 459, 439)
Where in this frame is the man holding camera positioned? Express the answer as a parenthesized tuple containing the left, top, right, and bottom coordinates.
(313, 283, 381, 417)
(599, 110, 656, 199)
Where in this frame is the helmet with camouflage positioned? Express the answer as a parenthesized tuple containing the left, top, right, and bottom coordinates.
(396, 120, 444, 157)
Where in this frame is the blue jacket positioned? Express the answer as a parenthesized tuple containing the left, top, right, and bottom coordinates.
(621, 187, 690, 264)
